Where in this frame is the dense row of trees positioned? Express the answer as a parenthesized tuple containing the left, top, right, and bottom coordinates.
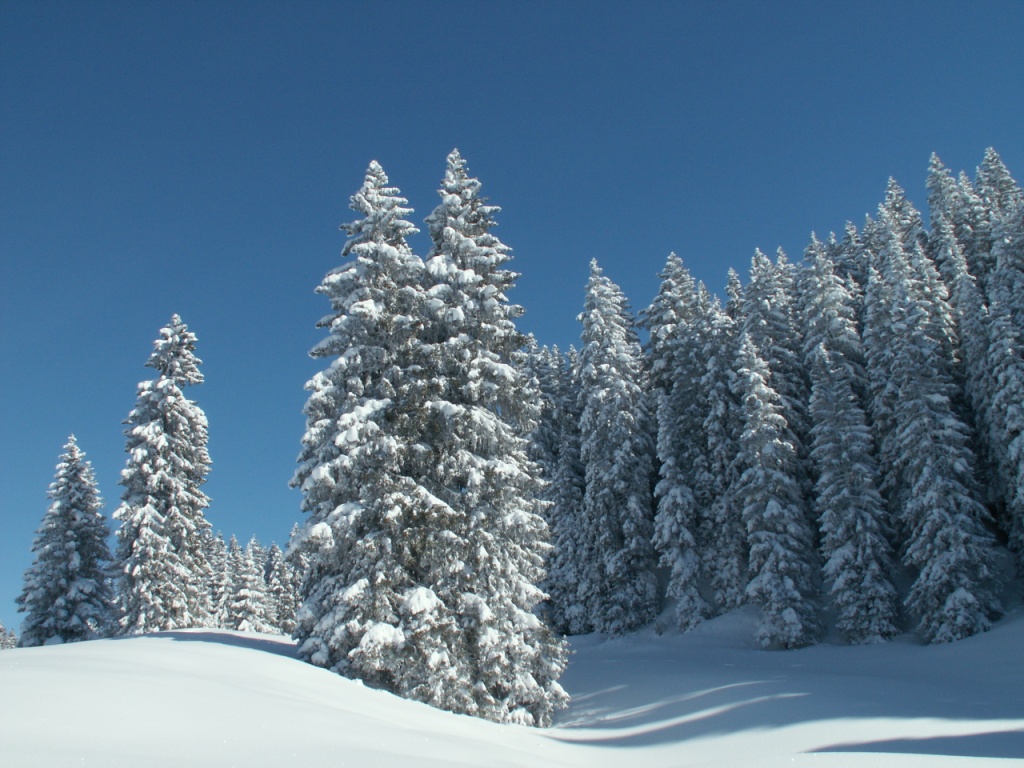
(15, 147, 1023, 728)
(532, 148, 1024, 649)
(15, 318, 301, 647)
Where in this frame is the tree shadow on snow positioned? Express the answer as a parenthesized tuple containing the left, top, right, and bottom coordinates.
(138, 630, 299, 658)
(550, 629, 1024, 760)
(814, 730, 1024, 760)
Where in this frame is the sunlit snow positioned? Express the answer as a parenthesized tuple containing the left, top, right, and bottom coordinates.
(2, 606, 1023, 767)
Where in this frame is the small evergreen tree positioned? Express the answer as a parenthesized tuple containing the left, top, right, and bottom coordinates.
(17, 436, 115, 646)
(113, 315, 213, 634)
(0, 621, 17, 650)
(227, 537, 275, 634)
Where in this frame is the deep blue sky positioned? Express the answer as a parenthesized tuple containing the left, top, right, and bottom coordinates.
(2, 0, 1022, 631)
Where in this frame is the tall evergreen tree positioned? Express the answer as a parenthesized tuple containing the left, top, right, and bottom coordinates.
(642, 253, 711, 630)
(732, 334, 820, 648)
(207, 532, 232, 628)
(291, 159, 436, 695)
(800, 237, 898, 643)
(700, 294, 747, 612)
(293, 156, 566, 726)
(413, 149, 568, 724)
(866, 210, 1001, 643)
(113, 315, 213, 634)
(576, 260, 658, 635)
(543, 347, 590, 635)
(17, 436, 115, 646)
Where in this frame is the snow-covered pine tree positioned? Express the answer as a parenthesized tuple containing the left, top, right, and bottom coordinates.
(291, 160, 434, 696)
(732, 334, 820, 649)
(226, 537, 275, 634)
(293, 156, 566, 726)
(17, 436, 115, 646)
(800, 237, 899, 643)
(576, 260, 658, 635)
(865, 209, 1001, 643)
(0, 621, 17, 649)
(741, 250, 811, 491)
(641, 253, 711, 631)
(113, 315, 213, 634)
(984, 151, 1024, 339)
(206, 532, 231, 628)
(413, 149, 568, 724)
(265, 543, 298, 635)
(809, 347, 900, 643)
(542, 346, 590, 635)
(700, 291, 747, 612)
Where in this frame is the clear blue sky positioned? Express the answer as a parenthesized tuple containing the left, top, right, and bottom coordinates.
(2, 0, 1022, 631)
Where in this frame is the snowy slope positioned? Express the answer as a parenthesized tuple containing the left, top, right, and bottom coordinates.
(2, 607, 1023, 767)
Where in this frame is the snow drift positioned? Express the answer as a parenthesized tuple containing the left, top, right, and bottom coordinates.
(2, 607, 1024, 767)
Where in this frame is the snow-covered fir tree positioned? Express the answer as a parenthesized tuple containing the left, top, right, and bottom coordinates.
(732, 334, 821, 648)
(641, 253, 711, 631)
(801, 238, 899, 643)
(265, 543, 298, 635)
(864, 210, 1001, 643)
(700, 285, 747, 612)
(576, 260, 658, 635)
(292, 155, 566, 726)
(412, 149, 567, 723)
(741, 249, 810, 466)
(542, 347, 591, 635)
(291, 160, 431, 698)
(525, 343, 589, 635)
(207, 532, 232, 627)
(226, 537, 275, 634)
(17, 436, 115, 646)
(113, 314, 214, 634)
(0, 621, 17, 650)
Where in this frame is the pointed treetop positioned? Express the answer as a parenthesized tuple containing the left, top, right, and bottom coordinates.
(147, 314, 203, 386)
(342, 161, 419, 256)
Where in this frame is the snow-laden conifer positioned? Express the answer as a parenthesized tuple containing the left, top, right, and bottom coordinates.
(526, 344, 589, 635)
(291, 160, 434, 693)
(293, 156, 566, 726)
(17, 436, 115, 645)
(0, 621, 17, 650)
(207, 532, 231, 628)
(699, 295, 747, 613)
(265, 543, 298, 635)
(801, 239, 898, 643)
(732, 334, 820, 648)
(543, 347, 590, 635)
(641, 253, 711, 630)
(414, 149, 568, 724)
(227, 537, 275, 634)
(741, 250, 810, 490)
(865, 210, 1001, 643)
(113, 315, 213, 634)
(576, 260, 658, 635)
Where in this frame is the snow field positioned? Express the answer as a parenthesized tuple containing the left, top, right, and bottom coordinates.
(3, 606, 1023, 767)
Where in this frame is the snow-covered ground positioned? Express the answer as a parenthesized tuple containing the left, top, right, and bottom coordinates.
(2, 607, 1023, 767)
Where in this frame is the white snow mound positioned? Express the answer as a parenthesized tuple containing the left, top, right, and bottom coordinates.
(2, 607, 1024, 767)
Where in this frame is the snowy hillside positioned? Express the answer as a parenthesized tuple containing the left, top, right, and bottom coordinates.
(3, 608, 1023, 767)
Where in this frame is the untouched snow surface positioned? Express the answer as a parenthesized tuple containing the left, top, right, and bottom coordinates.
(2, 607, 1023, 767)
